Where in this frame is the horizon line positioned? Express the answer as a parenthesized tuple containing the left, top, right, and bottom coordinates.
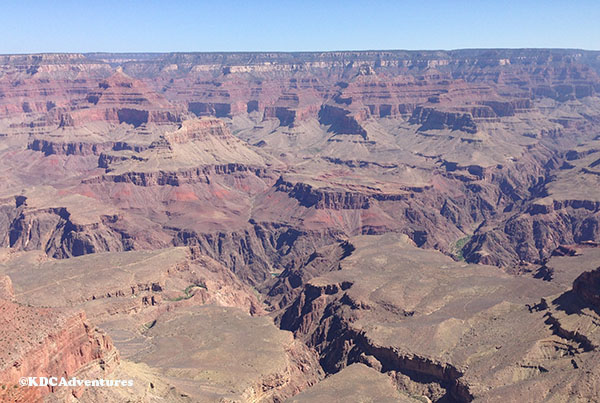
(1, 47, 599, 57)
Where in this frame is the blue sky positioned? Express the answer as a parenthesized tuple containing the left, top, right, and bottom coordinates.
(1, 1, 599, 53)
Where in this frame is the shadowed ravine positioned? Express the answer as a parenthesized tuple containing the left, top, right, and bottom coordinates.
(1, 50, 600, 402)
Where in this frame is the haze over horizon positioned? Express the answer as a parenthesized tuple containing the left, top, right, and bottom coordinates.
(2, 0, 599, 54)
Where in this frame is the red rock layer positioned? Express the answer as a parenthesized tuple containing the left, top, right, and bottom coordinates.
(0, 296, 118, 402)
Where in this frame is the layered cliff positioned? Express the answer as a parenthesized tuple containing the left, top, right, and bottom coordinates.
(0, 295, 118, 402)
(277, 235, 600, 402)
(1, 49, 600, 401)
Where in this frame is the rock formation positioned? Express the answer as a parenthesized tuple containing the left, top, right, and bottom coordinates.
(0, 49, 600, 401)
(0, 296, 118, 402)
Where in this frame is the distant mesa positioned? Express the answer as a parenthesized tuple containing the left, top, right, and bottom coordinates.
(0, 49, 600, 402)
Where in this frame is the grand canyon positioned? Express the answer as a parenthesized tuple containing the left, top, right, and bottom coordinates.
(0, 49, 599, 402)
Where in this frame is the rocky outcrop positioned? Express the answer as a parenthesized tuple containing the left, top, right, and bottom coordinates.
(318, 105, 367, 138)
(130, 305, 323, 402)
(463, 200, 600, 267)
(263, 241, 355, 310)
(483, 99, 532, 116)
(28, 138, 150, 157)
(276, 234, 600, 402)
(533, 84, 597, 102)
(88, 163, 269, 187)
(276, 179, 371, 210)
(274, 178, 408, 210)
(172, 222, 344, 285)
(572, 267, 600, 308)
(287, 363, 411, 402)
(28, 139, 108, 156)
(263, 106, 297, 127)
(0, 198, 21, 247)
(409, 106, 478, 133)
(188, 102, 232, 118)
(0, 299, 118, 402)
(2, 202, 170, 260)
(6, 208, 135, 258)
(278, 260, 472, 401)
(6, 247, 264, 322)
(163, 117, 230, 144)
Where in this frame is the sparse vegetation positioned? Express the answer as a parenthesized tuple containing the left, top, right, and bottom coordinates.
(452, 235, 472, 261)
(398, 390, 430, 403)
(411, 395, 430, 403)
(167, 282, 207, 302)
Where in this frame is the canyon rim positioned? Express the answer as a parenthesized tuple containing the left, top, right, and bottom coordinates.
(0, 41, 599, 403)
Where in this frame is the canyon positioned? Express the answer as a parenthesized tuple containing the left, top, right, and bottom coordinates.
(0, 49, 599, 401)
